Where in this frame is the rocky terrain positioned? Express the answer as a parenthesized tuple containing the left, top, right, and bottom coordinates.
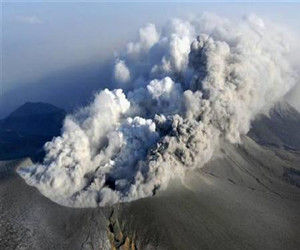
(0, 102, 299, 250)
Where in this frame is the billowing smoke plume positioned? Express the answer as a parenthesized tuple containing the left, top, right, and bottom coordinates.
(18, 14, 296, 207)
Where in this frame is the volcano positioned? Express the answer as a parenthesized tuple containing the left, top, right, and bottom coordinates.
(0, 101, 299, 249)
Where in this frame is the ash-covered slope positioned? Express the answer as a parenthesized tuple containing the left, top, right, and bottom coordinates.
(249, 102, 300, 150)
(0, 102, 299, 250)
(114, 136, 300, 250)
(0, 159, 110, 250)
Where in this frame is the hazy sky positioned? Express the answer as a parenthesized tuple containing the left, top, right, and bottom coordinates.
(1, 1, 300, 117)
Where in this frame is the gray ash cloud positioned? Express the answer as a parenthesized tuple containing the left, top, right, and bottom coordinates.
(18, 13, 297, 207)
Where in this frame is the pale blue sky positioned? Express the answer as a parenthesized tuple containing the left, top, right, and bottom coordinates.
(1, 1, 300, 116)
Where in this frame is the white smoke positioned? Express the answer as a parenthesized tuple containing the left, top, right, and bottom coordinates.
(18, 14, 297, 207)
(114, 59, 131, 84)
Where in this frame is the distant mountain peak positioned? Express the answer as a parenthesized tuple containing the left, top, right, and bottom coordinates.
(1, 102, 65, 135)
(8, 102, 65, 119)
(0, 102, 66, 160)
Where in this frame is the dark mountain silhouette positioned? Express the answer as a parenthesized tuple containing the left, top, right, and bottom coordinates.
(0, 102, 66, 160)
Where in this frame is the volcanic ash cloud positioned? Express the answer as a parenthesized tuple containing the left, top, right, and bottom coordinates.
(18, 14, 297, 207)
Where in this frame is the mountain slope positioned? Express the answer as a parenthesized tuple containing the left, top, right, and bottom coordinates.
(249, 102, 300, 150)
(115, 136, 300, 250)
